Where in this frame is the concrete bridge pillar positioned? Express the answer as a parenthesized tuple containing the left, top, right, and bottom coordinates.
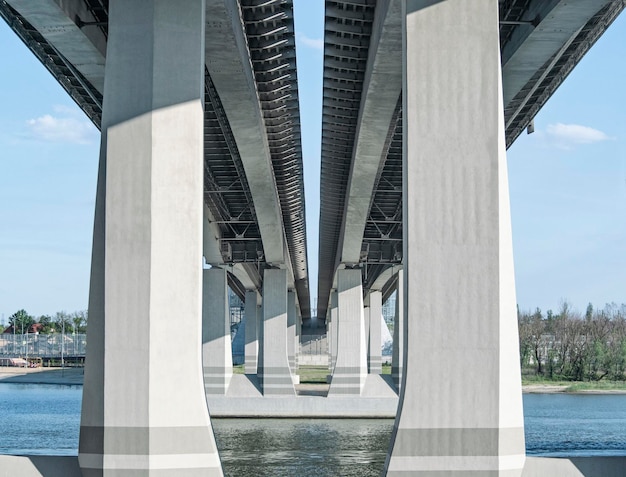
(363, 299, 370, 364)
(368, 290, 383, 374)
(328, 268, 367, 395)
(259, 268, 296, 395)
(391, 269, 404, 391)
(384, 0, 525, 475)
(202, 267, 232, 395)
(329, 290, 339, 371)
(78, 0, 223, 475)
(244, 290, 259, 374)
(287, 289, 297, 379)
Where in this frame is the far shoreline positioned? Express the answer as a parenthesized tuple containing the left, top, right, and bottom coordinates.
(2, 367, 626, 395)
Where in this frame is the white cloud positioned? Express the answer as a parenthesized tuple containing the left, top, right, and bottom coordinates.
(299, 34, 323, 50)
(545, 123, 611, 147)
(26, 108, 97, 145)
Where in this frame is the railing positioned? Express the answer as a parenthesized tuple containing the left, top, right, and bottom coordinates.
(0, 333, 86, 359)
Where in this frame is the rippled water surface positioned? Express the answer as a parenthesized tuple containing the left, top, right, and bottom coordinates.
(0, 383, 82, 455)
(523, 393, 626, 457)
(1, 383, 626, 475)
(213, 418, 392, 477)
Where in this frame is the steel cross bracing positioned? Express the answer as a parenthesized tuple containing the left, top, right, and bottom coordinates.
(316, 0, 626, 321)
(2, 0, 310, 315)
(0, 1, 103, 127)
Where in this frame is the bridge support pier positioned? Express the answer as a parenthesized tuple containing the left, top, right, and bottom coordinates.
(202, 267, 233, 395)
(391, 269, 404, 391)
(244, 290, 259, 374)
(385, 0, 525, 475)
(329, 291, 339, 371)
(328, 268, 367, 395)
(287, 290, 298, 383)
(78, 0, 222, 475)
(368, 290, 383, 374)
(259, 268, 296, 395)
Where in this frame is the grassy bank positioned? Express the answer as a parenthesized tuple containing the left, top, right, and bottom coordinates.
(233, 363, 393, 384)
(522, 375, 626, 393)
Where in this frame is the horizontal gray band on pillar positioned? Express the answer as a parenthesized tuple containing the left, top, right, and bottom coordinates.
(204, 377, 232, 384)
(260, 376, 296, 385)
(328, 388, 362, 395)
(80, 466, 220, 476)
(203, 367, 231, 373)
(79, 426, 217, 455)
(333, 367, 367, 373)
(330, 376, 366, 384)
(391, 427, 525, 457)
(245, 355, 258, 360)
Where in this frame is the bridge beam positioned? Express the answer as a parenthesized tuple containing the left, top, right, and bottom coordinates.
(78, 0, 222, 475)
(385, 0, 525, 475)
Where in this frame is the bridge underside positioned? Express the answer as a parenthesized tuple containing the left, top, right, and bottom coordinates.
(1, 0, 625, 476)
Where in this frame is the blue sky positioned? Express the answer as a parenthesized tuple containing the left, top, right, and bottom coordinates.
(0, 3, 624, 323)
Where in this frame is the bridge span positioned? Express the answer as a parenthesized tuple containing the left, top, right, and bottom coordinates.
(1, 0, 625, 475)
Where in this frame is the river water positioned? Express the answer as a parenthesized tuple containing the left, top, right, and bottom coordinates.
(1, 384, 625, 476)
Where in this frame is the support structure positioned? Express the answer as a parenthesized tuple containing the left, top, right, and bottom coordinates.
(259, 268, 296, 396)
(328, 268, 367, 396)
(78, 1, 222, 475)
(368, 290, 383, 374)
(391, 269, 404, 390)
(385, 1, 525, 475)
(244, 290, 259, 374)
(202, 267, 232, 395)
(329, 291, 339, 371)
(287, 290, 297, 375)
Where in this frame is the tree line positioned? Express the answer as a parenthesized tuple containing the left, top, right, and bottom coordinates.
(4, 309, 88, 334)
(519, 302, 626, 381)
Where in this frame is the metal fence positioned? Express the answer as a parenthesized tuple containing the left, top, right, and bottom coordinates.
(0, 333, 86, 358)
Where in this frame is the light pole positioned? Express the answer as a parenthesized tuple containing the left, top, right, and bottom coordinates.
(61, 319, 65, 369)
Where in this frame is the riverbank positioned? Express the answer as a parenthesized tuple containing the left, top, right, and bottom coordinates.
(0, 367, 84, 385)
(3, 368, 626, 394)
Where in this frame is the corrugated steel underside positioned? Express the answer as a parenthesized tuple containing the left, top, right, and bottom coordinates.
(0, 0, 310, 317)
(317, 0, 625, 320)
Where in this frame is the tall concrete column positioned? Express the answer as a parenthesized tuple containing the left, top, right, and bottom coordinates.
(287, 290, 297, 374)
(259, 268, 296, 395)
(244, 290, 258, 374)
(391, 270, 404, 390)
(329, 290, 339, 371)
(369, 290, 383, 374)
(257, 302, 264, 377)
(295, 306, 301, 370)
(202, 267, 232, 395)
(364, 299, 371, 363)
(385, 1, 525, 475)
(328, 268, 367, 395)
(78, 1, 222, 475)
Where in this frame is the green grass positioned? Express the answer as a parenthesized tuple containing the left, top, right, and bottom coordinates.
(522, 375, 626, 392)
(562, 381, 626, 392)
(232, 363, 393, 383)
(298, 365, 329, 384)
